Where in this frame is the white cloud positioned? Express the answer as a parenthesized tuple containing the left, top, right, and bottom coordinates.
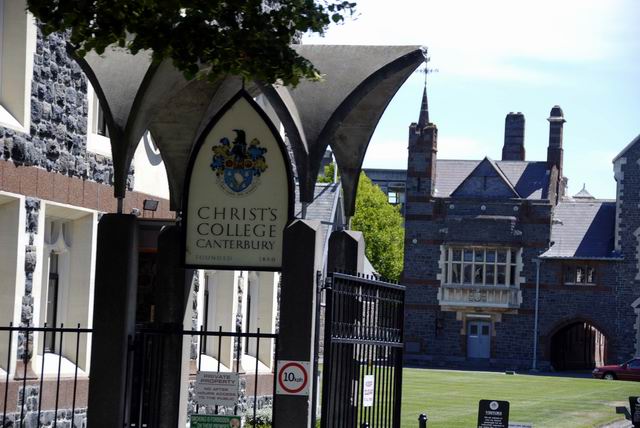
(305, 0, 635, 82)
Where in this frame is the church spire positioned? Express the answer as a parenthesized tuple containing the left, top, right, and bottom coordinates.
(418, 84, 429, 127)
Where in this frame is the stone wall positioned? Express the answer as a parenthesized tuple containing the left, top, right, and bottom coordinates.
(0, 28, 133, 190)
(402, 189, 637, 370)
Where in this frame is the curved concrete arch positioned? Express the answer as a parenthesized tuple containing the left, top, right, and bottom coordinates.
(262, 45, 425, 215)
(70, 44, 255, 210)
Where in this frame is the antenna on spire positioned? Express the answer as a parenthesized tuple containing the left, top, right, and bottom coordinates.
(415, 48, 437, 126)
(417, 48, 439, 88)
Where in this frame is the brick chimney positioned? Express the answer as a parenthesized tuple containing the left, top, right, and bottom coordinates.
(407, 87, 437, 197)
(502, 112, 525, 161)
(547, 105, 565, 174)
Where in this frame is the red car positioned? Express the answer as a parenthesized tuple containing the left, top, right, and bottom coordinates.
(592, 358, 640, 381)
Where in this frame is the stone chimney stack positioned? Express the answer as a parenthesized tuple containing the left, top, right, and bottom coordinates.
(501, 112, 525, 161)
(547, 105, 565, 173)
(407, 87, 437, 197)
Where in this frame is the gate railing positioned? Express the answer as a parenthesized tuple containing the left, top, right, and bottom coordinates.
(321, 272, 405, 428)
(0, 323, 92, 428)
(130, 326, 279, 428)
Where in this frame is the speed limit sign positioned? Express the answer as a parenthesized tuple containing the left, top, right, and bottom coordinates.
(276, 360, 310, 396)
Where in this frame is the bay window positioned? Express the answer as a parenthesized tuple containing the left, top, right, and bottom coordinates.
(443, 247, 520, 286)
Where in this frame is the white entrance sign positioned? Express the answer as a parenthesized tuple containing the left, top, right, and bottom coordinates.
(184, 91, 292, 270)
(362, 375, 375, 407)
(194, 371, 240, 407)
(276, 360, 310, 396)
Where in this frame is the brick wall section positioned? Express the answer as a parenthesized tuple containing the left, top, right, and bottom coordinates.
(0, 160, 172, 218)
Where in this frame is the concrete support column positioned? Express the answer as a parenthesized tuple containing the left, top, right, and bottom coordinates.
(87, 214, 138, 428)
(273, 220, 321, 428)
(151, 225, 194, 428)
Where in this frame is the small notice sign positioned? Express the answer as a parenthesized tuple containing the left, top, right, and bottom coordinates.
(478, 400, 509, 428)
(362, 375, 375, 407)
(276, 360, 310, 396)
(194, 372, 240, 407)
(190, 414, 242, 428)
(630, 396, 640, 427)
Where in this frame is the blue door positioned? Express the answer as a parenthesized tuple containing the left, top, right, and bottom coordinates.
(467, 321, 491, 359)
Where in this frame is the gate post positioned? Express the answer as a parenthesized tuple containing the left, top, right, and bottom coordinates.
(327, 230, 365, 274)
(87, 214, 138, 428)
(322, 230, 365, 426)
(151, 225, 194, 428)
(274, 219, 321, 428)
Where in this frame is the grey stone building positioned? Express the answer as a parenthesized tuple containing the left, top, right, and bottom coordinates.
(399, 87, 640, 370)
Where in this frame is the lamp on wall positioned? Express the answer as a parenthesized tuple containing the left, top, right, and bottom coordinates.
(143, 199, 159, 218)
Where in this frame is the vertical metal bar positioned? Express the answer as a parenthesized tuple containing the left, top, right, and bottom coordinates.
(198, 325, 204, 372)
(214, 325, 222, 415)
(71, 324, 81, 428)
(196, 325, 204, 415)
(393, 287, 406, 428)
(3, 322, 14, 427)
(310, 271, 322, 428)
(53, 325, 64, 428)
(252, 329, 260, 428)
(20, 328, 29, 428)
(234, 327, 240, 416)
(36, 324, 47, 428)
(320, 276, 333, 428)
(271, 334, 278, 428)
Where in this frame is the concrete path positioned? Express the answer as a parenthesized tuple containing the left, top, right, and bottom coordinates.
(598, 420, 632, 428)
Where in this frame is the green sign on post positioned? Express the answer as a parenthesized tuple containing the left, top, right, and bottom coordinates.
(190, 414, 242, 428)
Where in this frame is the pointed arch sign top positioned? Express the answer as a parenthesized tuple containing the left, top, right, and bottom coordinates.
(182, 90, 294, 270)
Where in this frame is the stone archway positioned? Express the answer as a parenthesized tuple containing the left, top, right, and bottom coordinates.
(549, 319, 608, 371)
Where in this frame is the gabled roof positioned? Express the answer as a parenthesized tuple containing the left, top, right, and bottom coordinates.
(541, 200, 618, 260)
(450, 157, 520, 199)
(613, 133, 640, 162)
(363, 160, 550, 200)
(294, 182, 342, 253)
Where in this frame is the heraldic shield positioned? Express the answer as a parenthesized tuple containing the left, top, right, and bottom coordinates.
(183, 89, 294, 270)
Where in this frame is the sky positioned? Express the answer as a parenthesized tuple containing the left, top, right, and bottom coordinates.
(304, 0, 640, 199)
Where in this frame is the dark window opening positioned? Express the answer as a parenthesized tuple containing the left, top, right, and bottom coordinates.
(563, 264, 597, 285)
(45, 252, 59, 353)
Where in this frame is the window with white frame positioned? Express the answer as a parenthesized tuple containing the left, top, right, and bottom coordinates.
(86, 83, 111, 156)
(35, 206, 97, 375)
(563, 263, 597, 286)
(442, 247, 520, 286)
(0, 0, 37, 132)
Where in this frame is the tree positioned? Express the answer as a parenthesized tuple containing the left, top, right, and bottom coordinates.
(26, 0, 356, 85)
(351, 173, 404, 281)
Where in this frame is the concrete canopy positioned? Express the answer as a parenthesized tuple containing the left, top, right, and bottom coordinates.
(261, 45, 425, 216)
(72, 44, 423, 215)
(73, 46, 262, 211)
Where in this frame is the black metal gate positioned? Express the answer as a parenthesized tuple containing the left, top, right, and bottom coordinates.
(129, 326, 279, 427)
(320, 272, 405, 428)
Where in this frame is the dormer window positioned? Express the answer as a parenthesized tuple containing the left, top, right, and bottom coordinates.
(563, 263, 597, 286)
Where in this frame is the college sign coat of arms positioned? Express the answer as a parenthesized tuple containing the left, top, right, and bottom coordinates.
(211, 129, 268, 195)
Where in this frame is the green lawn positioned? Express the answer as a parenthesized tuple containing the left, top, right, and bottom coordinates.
(401, 369, 640, 428)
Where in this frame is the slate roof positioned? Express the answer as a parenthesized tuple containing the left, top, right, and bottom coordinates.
(450, 158, 520, 199)
(294, 182, 341, 254)
(365, 160, 550, 200)
(541, 200, 618, 260)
